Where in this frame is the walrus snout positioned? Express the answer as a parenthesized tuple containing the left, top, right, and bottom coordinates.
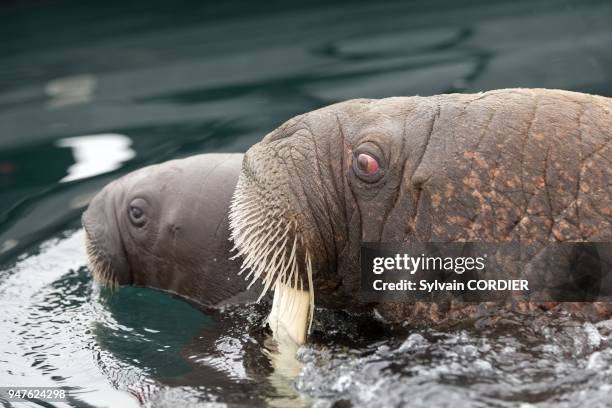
(230, 125, 353, 314)
(82, 187, 132, 287)
(231, 147, 316, 297)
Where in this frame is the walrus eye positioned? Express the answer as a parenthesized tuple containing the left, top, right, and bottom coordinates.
(353, 151, 382, 182)
(130, 206, 143, 219)
(128, 198, 147, 227)
(356, 153, 379, 175)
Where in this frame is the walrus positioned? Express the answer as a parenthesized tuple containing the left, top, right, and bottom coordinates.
(229, 88, 612, 335)
(81, 153, 257, 307)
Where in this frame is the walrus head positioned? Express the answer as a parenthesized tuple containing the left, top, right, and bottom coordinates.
(82, 154, 253, 306)
(229, 98, 427, 312)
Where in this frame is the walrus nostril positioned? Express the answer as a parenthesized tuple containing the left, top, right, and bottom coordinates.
(166, 223, 181, 234)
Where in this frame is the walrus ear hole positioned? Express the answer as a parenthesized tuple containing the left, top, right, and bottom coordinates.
(128, 198, 148, 228)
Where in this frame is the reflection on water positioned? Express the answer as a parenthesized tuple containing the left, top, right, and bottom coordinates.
(0, 231, 140, 407)
(1, 0, 612, 406)
(45, 74, 97, 109)
(57, 134, 135, 182)
(93, 286, 214, 379)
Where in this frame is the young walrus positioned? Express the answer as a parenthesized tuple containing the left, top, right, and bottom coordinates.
(82, 154, 254, 305)
(229, 88, 612, 337)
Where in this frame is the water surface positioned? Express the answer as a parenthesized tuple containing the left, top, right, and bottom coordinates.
(1, 0, 611, 406)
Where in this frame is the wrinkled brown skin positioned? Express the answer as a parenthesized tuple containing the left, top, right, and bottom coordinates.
(239, 89, 612, 324)
(82, 153, 258, 307)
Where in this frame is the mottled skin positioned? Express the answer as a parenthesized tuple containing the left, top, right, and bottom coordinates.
(234, 89, 612, 323)
(82, 153, 257, 307)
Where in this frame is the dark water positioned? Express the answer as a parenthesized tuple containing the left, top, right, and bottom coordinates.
(1, 0, 611, 406)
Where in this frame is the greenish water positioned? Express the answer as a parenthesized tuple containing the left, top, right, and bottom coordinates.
(94, 287, 215, 379)
(1, 0, 611, 406)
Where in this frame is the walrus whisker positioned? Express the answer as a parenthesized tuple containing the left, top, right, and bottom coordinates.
(257, 245, 287, 301)
(246, 220, 286, 255)
(241, 228, 287, 281)
(261, 235, 290, 283)
(235, 221, 283, 252)
(232, 222, 270, 245)
(249, 232, 289, 293)
(231, 206, 266, 223)
(269, 235, 292, 282)
(306, 253, 314, 333)
(259, 227, 290, 270)
(241, 222, 288, 275)
(281, 234, 298, 288)
(84, 232, 120, 289)
(229, 175, 316, 344)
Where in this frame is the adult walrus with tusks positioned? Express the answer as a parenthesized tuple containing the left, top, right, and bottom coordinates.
(229, 88, 612, 338)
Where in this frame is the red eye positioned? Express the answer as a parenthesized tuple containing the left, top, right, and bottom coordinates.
(356, 153, 379, 176)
